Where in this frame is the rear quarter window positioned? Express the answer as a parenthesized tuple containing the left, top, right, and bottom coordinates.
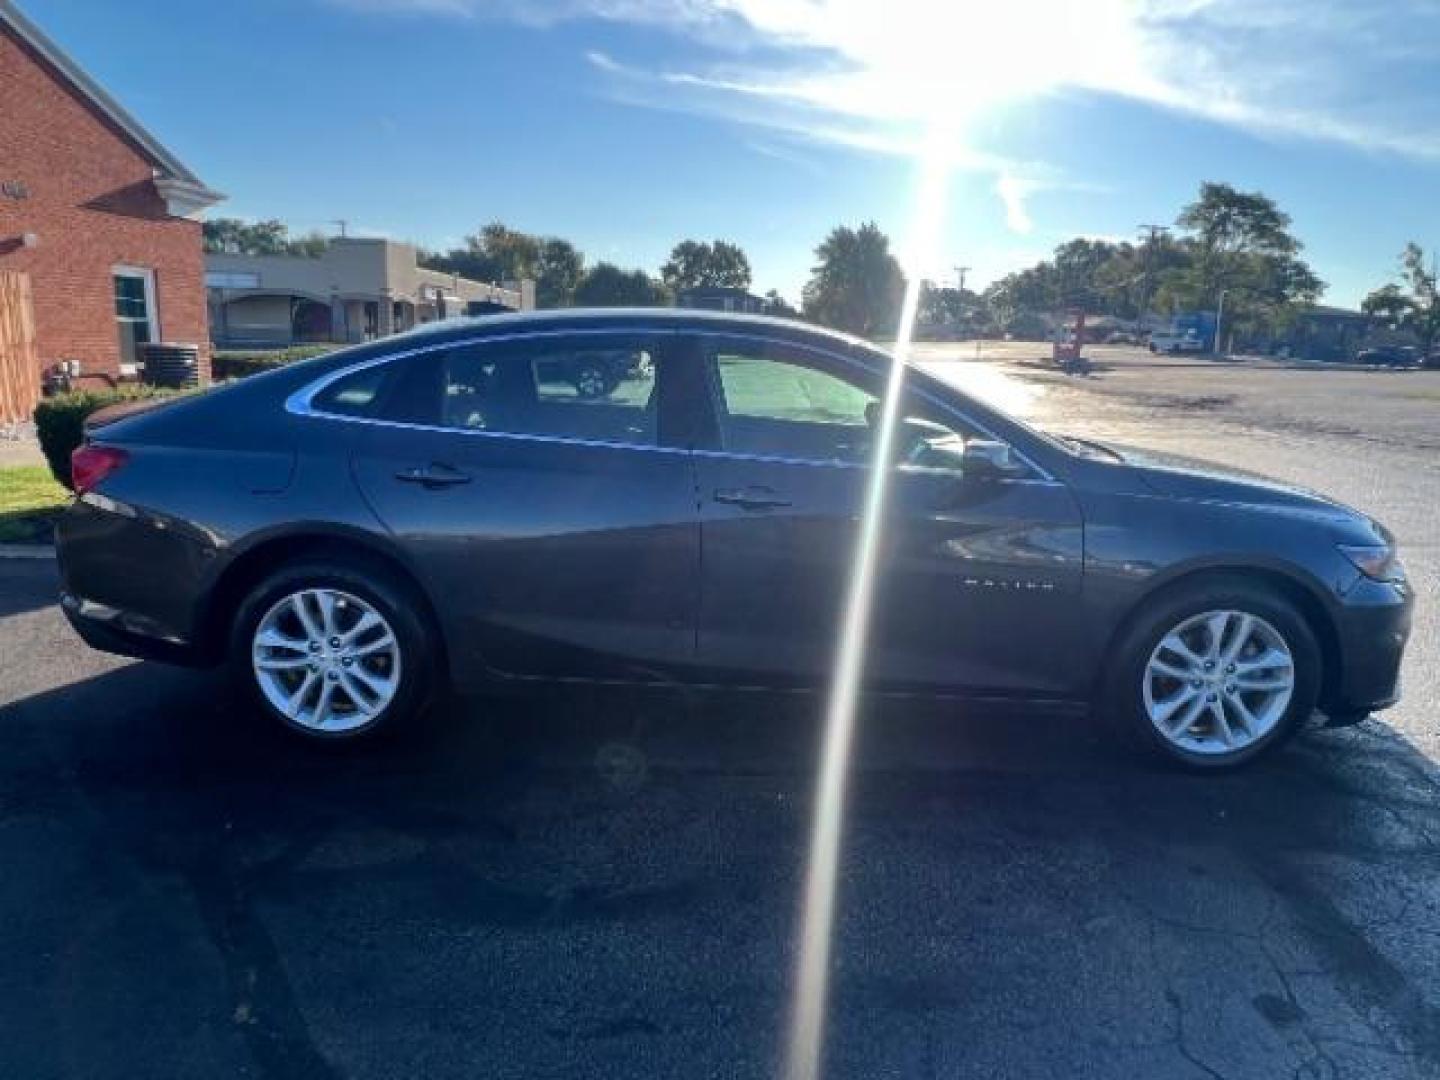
(312, 364, 389, 417)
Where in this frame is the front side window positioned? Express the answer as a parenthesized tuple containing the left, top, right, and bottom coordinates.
(709, 341, 1000, 471)
(360, 338, 659, 446)
(711, 346, 879, 464)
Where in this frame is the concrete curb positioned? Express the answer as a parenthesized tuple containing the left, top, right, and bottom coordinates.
(0, 543, 54, 560)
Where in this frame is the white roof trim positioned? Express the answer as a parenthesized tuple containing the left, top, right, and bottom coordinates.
(1, 0, 224, 211)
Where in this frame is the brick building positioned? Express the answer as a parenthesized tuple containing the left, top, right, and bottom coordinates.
(0, 0, 222, 411)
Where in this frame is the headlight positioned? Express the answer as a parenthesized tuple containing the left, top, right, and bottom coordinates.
(1338, 543, 1403, 582)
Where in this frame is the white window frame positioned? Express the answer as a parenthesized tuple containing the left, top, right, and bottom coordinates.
(113, 264, 160, 344)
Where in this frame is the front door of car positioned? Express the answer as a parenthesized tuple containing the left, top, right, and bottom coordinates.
(689, 335, 1086, 697)
(338, 331, 699, 681)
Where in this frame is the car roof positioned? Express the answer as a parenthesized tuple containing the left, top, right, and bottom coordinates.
(378, 307, 876, 352)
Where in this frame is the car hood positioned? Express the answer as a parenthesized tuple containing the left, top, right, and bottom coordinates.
(1091, 440, 1362, 522)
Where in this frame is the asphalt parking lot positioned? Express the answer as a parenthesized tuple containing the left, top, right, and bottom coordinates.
(3, 349, 1439, 1079)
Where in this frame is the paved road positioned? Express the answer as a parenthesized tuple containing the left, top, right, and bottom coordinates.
(3, 355, 1439, 1078)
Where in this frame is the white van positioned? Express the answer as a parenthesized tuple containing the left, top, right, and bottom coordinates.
(1148, 330, 1205, 354)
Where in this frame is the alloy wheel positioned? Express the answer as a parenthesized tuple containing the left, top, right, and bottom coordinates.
(251, 588, 402, 734)
(1142, 609, 1295, 756)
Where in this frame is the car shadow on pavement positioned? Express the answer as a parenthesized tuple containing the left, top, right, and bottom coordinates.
(0, 558, 58, 618)
(4, 661, 1440, 1079)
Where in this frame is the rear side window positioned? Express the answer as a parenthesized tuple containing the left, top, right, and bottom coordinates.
(311, 363, 388, 417)
(336, 337, 662, 446)
(439, 343, 657, 445)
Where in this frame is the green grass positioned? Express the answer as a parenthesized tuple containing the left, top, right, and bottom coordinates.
(0, 465, 70, 544)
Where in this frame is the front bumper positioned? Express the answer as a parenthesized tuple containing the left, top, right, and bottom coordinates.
(1328, 576, 1413, 715)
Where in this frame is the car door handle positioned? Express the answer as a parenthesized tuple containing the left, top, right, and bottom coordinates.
(713, 486, 792, 511)
(395, 464, 472, 488)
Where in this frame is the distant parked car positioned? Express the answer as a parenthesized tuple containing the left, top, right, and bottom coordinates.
(1355, 346, 1419, 368)
(1148, 331, 1205, 354)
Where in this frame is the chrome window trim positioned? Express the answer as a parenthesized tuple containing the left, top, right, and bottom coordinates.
(285, 324, 1061, 485)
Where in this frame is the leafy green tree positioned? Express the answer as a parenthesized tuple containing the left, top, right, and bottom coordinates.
(983, 264, 1055, 330)
(536, 238, 585, 308)
(1170, 183, 1320, 341)
(572, 262, 669, 307)
(424, 223, 587, 308)
(1363, 243, 1440, 354)
(202, 217, 324, 257)
(918, 281, 985, 332)
(475, 221, 541, 281)
(802, 222, 905, 338)
(660, 239, 753, 291)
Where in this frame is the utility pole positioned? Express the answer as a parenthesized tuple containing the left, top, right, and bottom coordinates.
(332, 219, 349, 239)
(954, 265, 970, 294)
(1137, 224, 1169, 327)
(1214, 288, 1227, 357)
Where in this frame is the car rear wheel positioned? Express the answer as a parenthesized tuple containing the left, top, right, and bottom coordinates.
(231, 559, 437, 741)
(1104, 579, 1320, 769)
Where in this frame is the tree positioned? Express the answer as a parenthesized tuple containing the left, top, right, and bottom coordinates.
(424, 223, 587, 308)
(1363, 243, 1440, 354)
(802, 222, 905, 338)
(1175, 182, 1302, 308)
(572, 262, 669, 307)
(475, 221, 541, 281)
(536, 238, 585, 308)
(660, 239, 753, 291)
(426, 220, 538, 283)
(202, 217, 325, 257)
(918, 281, 985, 332)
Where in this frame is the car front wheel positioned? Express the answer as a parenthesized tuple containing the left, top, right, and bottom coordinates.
(1104, 579, 1320, 769)
(231, 559, 436, 741)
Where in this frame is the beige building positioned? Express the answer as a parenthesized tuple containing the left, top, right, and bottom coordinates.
(206, 237, 535, 348)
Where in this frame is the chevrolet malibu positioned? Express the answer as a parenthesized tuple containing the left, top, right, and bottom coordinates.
(56, 310, 1412, 769)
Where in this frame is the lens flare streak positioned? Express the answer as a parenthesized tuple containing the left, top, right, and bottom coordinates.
(783, 133, 954, 1080)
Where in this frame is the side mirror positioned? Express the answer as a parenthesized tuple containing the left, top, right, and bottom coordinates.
(961, 439, 1025, 480)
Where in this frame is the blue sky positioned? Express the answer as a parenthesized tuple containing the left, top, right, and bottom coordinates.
(31, 0, 1440, 307)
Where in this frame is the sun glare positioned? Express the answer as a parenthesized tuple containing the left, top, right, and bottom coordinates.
(783, 123, 954, 1080)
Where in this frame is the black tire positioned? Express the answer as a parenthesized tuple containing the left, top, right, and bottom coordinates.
(1101, 577, 1321, 770)
(229, 557, 439, 742)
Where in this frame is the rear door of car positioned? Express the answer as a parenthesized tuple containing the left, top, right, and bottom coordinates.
(685, 332, 1086, 696)
(321, 329, 700, 682)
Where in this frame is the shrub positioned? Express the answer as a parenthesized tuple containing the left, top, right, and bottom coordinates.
(212, 344, 336, 380)
(33, 386, 178, 490)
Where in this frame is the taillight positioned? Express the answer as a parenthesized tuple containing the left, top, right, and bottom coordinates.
(70, 445, 129, 495)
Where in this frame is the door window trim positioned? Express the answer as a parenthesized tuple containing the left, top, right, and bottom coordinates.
(287, 328, 687, 456)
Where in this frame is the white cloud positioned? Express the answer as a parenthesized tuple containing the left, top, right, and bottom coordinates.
(995, 174, 1036, 235)
(332, 0, 1440, 179)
